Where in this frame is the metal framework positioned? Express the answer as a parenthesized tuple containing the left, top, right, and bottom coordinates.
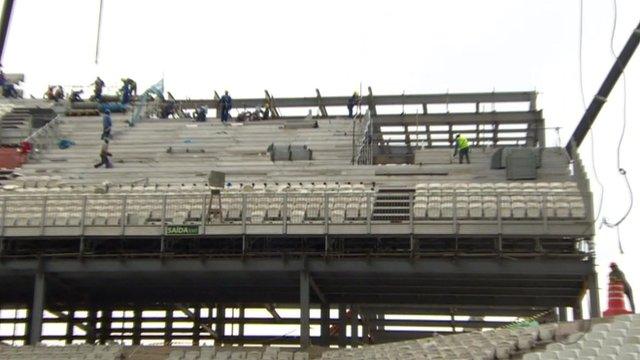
(0, 257, 597, 347)
(0, 90, 599, 349)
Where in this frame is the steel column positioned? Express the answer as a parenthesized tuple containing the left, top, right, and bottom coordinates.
(215, 305, 225, 346)
(28, 272, 46, 345)
(338, 304, 347, 348)
(320, 303, 330, 347)
(300, 271, 310, 349)
(350, 306, 359, 347)
(0, 0, 14, 61)
(588, 273, 601, 318)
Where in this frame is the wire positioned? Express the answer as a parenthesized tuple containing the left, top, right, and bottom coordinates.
(600, 0, 634, 233)
(578, 0, 605, 221)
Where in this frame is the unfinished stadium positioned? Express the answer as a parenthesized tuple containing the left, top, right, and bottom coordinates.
(2, 1, 640, 359)
(0, 89, 611, 358)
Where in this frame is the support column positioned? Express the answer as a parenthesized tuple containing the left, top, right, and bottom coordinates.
(99, 309, 111, 344)
(338, 304, 347, 348)
(558, 307, 567, 322)
(192, 306, 201, 346)
(132, 308, 142, 345)
(300, 271, 310, 349)
(573, 304, 583, 321)
(238, 306, 245, 346)
(320, 303, 330, 347)
(350, 306, 359, 348)
(215, 305, 225, 346)
(28, 272, 46, 345)
(164, 307, 173, 345)
(87, 308, 98, 344)
(588, 273, 601, 318)
(65, 310, 74, 344)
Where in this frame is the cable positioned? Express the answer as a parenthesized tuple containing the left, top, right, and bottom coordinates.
(578, 0, 605, 221)
(600, 0, 634, 234)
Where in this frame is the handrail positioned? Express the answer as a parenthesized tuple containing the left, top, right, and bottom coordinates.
(355, 110, 372, 165)
(22, 115, 62, 159)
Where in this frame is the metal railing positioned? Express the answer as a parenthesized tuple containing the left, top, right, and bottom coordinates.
(355, 110, 373, 165)
(0, 191, 590, 237)
(23, 115, 62, 160)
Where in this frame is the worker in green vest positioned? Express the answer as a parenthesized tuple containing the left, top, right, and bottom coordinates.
(453, 134, 470, 164)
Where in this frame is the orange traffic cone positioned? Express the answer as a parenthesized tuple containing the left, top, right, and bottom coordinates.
(603, 280, 633, 317)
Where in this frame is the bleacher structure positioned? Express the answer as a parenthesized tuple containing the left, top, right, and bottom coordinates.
(0, 91, 600, 355)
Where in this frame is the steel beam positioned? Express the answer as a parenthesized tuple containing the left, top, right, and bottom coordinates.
(566, 20, 640, 156)
(176, 303, 217, 340)
(0, 258, 593, 276)
(0, 0, 14, 61)
(28, 272, 45, 345)
(309, 275, 327, 304)
(315, 89, 328, 117)
(177, 91, 536, 110)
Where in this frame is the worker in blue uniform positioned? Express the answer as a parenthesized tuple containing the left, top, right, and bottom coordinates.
(347, 92, 360, 118)
(220, 91, 232, 123)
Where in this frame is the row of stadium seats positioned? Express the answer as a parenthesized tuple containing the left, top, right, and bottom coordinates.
(168, 347, 309, 360)
(321, 323, 558, 359)
(525, 314, 640, 360)
(413, 195, 586, 219)
(1, 196, 586, 227)
(0, 344, 123, 360)
(414, 181, 580, 194)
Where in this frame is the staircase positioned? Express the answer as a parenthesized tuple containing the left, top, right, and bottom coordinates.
(371, 188, 414, 222)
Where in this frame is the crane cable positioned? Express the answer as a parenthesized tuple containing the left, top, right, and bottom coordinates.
(95, 0, 104, 64)
(578, 0, 605, 223)
(599, 0, 634, 254)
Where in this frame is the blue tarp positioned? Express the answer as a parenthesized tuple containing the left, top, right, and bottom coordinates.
(99, 103, 127, 113)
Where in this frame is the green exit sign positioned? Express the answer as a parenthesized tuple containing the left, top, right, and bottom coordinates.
(166, 225, 200, 236)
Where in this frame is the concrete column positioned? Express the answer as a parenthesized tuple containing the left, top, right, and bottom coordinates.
(300, 271, 310, 349)
(350, 306, 359, 348)
(338, 304, 347, 348)
(320, 303, 330, 346)
(588, 273, 601, 318)
(28, 272, 46, 345)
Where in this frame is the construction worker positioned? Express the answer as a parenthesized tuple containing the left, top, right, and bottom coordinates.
(93, 77, 105, 101)
(610, 262, 635, 313)
(94, 139, 113, 168)
(453, 134, 470, 164)
(102, 109, 112, 140)
(53, 86, 65, 102)
(69, 89, 83, 103)
(220, 90, 232, 123)
(347, 92, 360, 118)
(195, 106, 207, 122)
(262, 100, 271, 120)
(121, 83, 132, 104)
(121, 78, 137, 96)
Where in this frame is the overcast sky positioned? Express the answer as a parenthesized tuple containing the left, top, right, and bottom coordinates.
(2, 0, 639, 318)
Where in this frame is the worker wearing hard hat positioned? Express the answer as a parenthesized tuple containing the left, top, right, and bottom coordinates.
(610, 262, 635, 313)
(347, 92, 360, 119)
(453, 134, 471, 164)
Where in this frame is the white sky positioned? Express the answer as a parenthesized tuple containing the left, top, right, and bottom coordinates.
(1, 0, 640, 318)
